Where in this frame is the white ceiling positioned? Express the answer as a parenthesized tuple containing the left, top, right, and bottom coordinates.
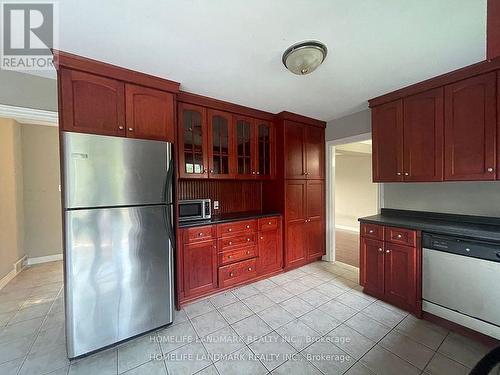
(45, 0, 487, 121)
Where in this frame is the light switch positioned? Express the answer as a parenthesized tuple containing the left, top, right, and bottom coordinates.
(213, 201, 219, 210)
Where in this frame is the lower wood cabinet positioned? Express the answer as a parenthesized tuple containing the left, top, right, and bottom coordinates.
(177, 216, 282, 306)
(359, 223, 421, 315)
(182, 240, 218, 298)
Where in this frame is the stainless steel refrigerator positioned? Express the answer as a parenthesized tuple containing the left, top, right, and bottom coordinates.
(62, 132, 174, 358)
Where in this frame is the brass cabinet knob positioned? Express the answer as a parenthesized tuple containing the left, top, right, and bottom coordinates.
(248, 267, 252, 271)
(228, 255, 232, 259)
(397, 234, 402, 238)
(268, 221, 271, 225)
(118, 126, 124, 130)
(246, 250, 250, 254)
(229, 272, 234, 277)
(229, 241, 233, 245)
(246, 225, 250, 229)
(488, 167, 494, 173)
(396, 172, 402, 176)
(198, 233, 203, 236)
(378, 248, 383, 252)
(260, 236, 264, 240)
(128, 128, 134, 132)
(228, 228, 232, 232)
(369, 230, 374, 233)
(385, 249, 390, 253)
(246, 238, 250, 241)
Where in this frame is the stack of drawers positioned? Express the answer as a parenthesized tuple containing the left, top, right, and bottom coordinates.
(218, 219, 259, 287)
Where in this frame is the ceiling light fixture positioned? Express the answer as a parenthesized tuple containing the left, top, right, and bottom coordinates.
(282, 40, 328, 75)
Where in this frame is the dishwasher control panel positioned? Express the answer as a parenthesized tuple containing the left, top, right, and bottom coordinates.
(422, 233, 500, 262)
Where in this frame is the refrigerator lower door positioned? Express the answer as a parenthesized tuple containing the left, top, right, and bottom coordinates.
(65, 205, 173, 358)
(63, 132, 172, 209)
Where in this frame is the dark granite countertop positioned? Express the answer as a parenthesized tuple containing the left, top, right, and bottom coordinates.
(359, 209, 500, 242)
(178, 211, 281, 228)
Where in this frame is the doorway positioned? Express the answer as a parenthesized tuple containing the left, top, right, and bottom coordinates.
(325, 133, 382, 268)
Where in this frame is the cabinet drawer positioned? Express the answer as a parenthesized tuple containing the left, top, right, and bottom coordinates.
(361, 223, 384, 240)
(219, 234, 257, 251)
(258, 217, 280, 231)
(218, 246, 257, 266)
(183, 225, 216, 244)
(219, 258, 257, 288)
(384, 227, 417, 247)
(217, 220, 257, 237)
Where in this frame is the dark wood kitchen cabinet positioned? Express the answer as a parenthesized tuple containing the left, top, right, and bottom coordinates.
(372, 99, 403, 182)
(444, 72, 497, 181)
(208, 109, 233, 178)
(178, 103, 209, 178)
(403, 88, 444, 182)
(359, 223, 421, 315)
(284, 121, 324, 179)
(256, 120, 274, 179)
(284, 180, 325, 268)
(177, 216, 283, 306)
(369, 56, 500, 184)
(257, 217, 282, 275)
(182, 239, 218, 298)
(234, 115, 255, 179)
(125, 84, 175, 142)
(60, 69, 126, 137)
(56, 51, 178, 141)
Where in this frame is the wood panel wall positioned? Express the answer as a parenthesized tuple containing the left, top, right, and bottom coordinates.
(178, 180, 262, 214)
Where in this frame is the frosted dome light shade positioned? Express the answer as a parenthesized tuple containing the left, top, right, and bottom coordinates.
(282, 41, 327, 75)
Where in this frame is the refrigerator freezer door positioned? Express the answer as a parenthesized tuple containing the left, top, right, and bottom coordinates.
(65, 205, 173, 358)
(63, 132, 172, 208)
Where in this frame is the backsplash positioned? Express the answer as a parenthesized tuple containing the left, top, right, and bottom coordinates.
(178, 179, 262, 214)
(383, 181, 500, 217)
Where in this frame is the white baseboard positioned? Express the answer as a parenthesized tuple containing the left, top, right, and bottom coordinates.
(0, 255, 27, 290)
(27, 253, 63, 265)
(335, 225, 360, 233)
(334, 261, 359, 272)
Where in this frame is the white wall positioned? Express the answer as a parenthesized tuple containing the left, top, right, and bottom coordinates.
(326, 110, 371, 141)
(335, 153, 378, 230)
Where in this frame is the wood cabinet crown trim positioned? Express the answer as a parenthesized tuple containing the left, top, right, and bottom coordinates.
(53, 49, 180, 93)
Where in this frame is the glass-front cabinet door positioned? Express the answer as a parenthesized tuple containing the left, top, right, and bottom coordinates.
(234, 115, 255, 179)
(256, 120, 273, 179)
(208, 110, 233, 178)
(178, 103, 208, 178)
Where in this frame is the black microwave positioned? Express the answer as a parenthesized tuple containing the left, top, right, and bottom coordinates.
(179, 199, 211, 222)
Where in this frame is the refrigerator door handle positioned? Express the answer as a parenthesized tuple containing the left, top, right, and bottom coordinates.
(163, 144, 174, 205)
(163, 204, 175, 247)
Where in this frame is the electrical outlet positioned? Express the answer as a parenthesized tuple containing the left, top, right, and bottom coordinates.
(213, 201, 219, 210)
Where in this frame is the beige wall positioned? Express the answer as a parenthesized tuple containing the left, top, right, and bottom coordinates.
(335, 153, 378, 230)
(21, 124, 62, 258)
(0, 118, 25, 279)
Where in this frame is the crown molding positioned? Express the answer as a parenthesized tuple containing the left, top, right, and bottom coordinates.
(0, 104, 58, 126)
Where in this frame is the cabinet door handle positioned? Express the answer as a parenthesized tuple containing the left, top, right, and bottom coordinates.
(385, 250, 390, 253)
(209, 169, 214, 173)
(246, 225, 250, 229)
(260, 236, 264, 240)
(118, 125, 124, 130)
(228, 228, 232, 232)
(396, 172, 402, 176)
(268, 221, 272, 225)
(397, 234, 402, 238)
(246, 238, 250, 241)
(488, 167, 494, 173)
(128, 128, 134, 132)
(228, 255, 232, 259)
(304, 219, 308, 223)
(248, 267, 252, 271)
(256, 172, 260, 175)
(229, 272, 234, 277)
(228, 241, 233, 245)
(246, 250, 250, 254)
(378, 248, 383, 252)
(369, 230, 374, 234)
(404, 172, 409, 176)
(198, 233, 203, 236)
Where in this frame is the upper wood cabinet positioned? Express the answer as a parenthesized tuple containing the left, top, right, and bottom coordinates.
(57, 53, 178, 141)
(60, 69, 126, 137)
(234, 115, 255, 179)
(444, 72, 497, 181)
(208, 110, 233, 179)
(370, 58, 500, 184)
(284, 122, 306, 179)
(305, 125, 325, 179)
(177, 101, 275, 180)
(372, 100, 403, 182)
(178, 103, 209, 179)
(403, 88, 444, 182)
(284, 121, 325, 179)
(256, 120, 274, 179)
(125, 84, 175, 142)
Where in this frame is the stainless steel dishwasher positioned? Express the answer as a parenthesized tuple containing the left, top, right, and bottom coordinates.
(422, 233, 500, 340)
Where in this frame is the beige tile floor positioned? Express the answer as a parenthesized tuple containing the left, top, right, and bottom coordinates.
(0, 260, 494, 375)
